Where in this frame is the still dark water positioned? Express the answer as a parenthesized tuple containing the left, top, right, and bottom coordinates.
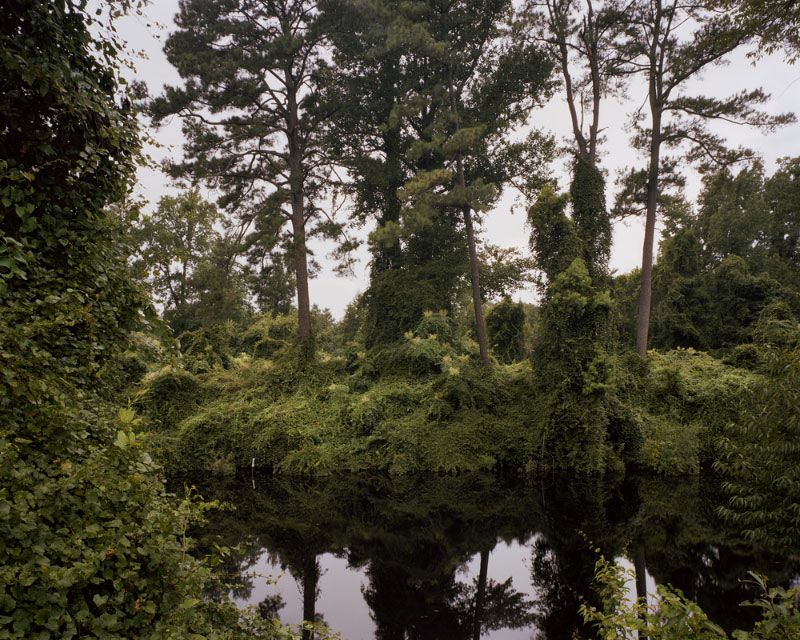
(183, 473, 798, 639)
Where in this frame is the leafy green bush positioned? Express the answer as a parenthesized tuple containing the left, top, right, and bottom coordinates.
(716, 347, 800, 551)
(136, 367, 203, 430)
(239, 314, 298, 360)
(0, 4, 303, 636)
(620, 349, 760, 474)
(582, 558, 800, 639)
(751, 301, 800, 348)
(179, 322, 239, 372)
(530, 259, 636, 474)
(640, 415, 702, 474)
(154, 312, 533, 475)
(486, 297, 528, 363)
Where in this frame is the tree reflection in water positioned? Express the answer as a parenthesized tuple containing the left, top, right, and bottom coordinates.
(181, 473, 797, 640)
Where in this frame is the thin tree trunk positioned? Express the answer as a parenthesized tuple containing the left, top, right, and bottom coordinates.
(301, 556, 319, 640)
(472, 549, 490, 640)
(463, 197, 490, 366)
(290, 187, 313, 347)
(635, 111, 662, 358)
(636, 0, 665, 359)
(449, 92, 490, 366)
(286, 77, 313, 356)
(634, 545, 648, 639)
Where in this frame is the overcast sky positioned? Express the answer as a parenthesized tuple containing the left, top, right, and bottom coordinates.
(118, 3, 800, 318)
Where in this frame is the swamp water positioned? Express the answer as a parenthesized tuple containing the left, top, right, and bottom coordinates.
(185, 473, 798, 639)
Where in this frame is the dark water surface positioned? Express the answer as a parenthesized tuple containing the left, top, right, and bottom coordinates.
(184, 473, 798, 639)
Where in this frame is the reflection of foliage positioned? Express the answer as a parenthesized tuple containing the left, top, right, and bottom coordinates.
(626, 475, 799, 635)
(184, 472, 797, 640)
(529, 476, 636, 639)
(471, 577, 537, 632)
(258, 594, 286, 620)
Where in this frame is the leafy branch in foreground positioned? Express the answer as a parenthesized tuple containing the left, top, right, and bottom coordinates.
(582, 557, 800, 640)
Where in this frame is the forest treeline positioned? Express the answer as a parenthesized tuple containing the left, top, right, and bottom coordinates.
(1, 0, 799, 638)
(121, 0, 800, 479)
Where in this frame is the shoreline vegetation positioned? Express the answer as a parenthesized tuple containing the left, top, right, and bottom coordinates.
(131, 312, 763, 479)
(2, 0, 800, 637)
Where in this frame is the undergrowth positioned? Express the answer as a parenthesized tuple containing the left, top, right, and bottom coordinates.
(132, 312, 766, 477)
(137, 312, 537, 475)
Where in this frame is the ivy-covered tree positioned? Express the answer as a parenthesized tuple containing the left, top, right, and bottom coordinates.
(523, 0, 628, 281)
(0, 2, 247, 636)
(612, 0, 794, 357)
(387, 0, 554, 365)
(528, 182, 639, 471)
(151, 0, 342, 358)
(320, 0, 463, 348)
(486, 297, 527, 363)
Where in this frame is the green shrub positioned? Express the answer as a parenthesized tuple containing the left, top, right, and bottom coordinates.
(530, 259, 629, 474)
(136, 367, 203, 430)
(640, 415, 701, 474)
(623, 349, 760, 474)
(239, 314, 298, 360)
(486, 297, 527, 363)
(716, 348, 800, 551)
(179, 322, 238, 372)
(582, 558, 800, 639)
(751, 300, 800, 348)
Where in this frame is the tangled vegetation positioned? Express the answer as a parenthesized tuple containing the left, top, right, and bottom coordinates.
(583, 557, 800, 639)
(136, 311, 536, 475)
(3, 0, 800, 636)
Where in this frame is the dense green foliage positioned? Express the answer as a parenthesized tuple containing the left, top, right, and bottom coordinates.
(138, 311, 537, 475)
(527, 158, 630, 473)
(0, 4, 312, 637)
(616, 160, 800, 353)
(4, 0, 800, 634)
(716, 348, 800, 551)
(583, 557, 800, 639)
(129, 190, 253, 334)
(485, 298, 527, 363)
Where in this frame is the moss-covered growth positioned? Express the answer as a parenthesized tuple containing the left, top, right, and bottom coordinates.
(139, 312, 539, 475)
(135, 366, 204, 431)
(616, 349, 761, 474)
(486, 297, 528, 363)
(134, 300, 775, 478)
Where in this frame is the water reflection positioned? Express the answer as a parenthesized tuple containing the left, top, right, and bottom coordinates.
(183, 473, 797, 640)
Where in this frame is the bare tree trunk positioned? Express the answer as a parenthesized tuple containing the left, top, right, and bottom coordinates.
(301, 556, 319, 640)
(472, 549, 490, 640)
(634, 545, 648, 639)
(450, 93, 490, 366)
(290, 185, 313, 347)
(463, 197, 490, 366)
(635, 110, 662, 358)
(287, 78, 314, 357)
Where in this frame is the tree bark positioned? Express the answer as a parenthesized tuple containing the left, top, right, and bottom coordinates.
(635, 84, 663, 357)
(286, 75, 314, 356)
(450, 92, 490, 366)
(463, 197, 491, 366)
